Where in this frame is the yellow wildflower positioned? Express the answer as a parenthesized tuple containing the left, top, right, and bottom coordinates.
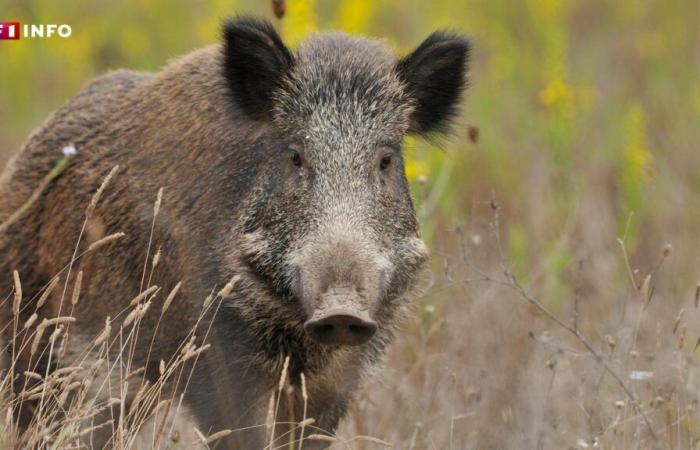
(284, 0, 318, 46)
(623, 105, 655, 182)
(538, 78, 575, 117)
(336, 0, 375, 34)
(404, 158, 429, 183)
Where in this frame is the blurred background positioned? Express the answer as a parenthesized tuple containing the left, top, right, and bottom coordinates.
(1, 0, 700, 448)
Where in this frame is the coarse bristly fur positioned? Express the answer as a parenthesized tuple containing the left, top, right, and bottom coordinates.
(0, 16, 470, 448)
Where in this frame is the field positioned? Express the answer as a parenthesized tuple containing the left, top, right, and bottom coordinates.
(1, 0, 700, 448)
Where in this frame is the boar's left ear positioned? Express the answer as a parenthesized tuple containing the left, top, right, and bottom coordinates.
(396, 31, 471, 135)
(222, 17, 294, 121)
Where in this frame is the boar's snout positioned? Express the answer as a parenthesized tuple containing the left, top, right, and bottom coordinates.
(304, 287, 377, 346)
(289, 226, 392, 346)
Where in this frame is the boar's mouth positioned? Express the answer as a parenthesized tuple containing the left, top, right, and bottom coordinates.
(303, 287, 378, 346)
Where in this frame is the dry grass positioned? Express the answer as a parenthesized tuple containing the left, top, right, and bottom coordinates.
(3, 162, 699, 450)
(338, 202, 700, 449)
(0, 173, 226, 448)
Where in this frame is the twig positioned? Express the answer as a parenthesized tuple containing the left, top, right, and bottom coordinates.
(573, 259, 583, 333)
(486, 197, 659, 443)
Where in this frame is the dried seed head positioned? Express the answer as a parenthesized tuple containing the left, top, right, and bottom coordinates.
(31, 326, 46, 356)
(123, 306, 140, 328)
(58, 332, 68, 358)
(218, 275, 240, 299)
(205, 429, 233, 444)
(182, 343, 211, 362)
(95, 316, 111, 346)
(141, 299, 152, 317)
(678, 326, 687, 349)
(24, 313, 38, 330)
(152, 247, 161, 269)
(37, 276, 60, 310)
(125, 367, 145, 382)
(300, 372, 308, 401)
(129, 285, 159, 307)
(640, 274, 652, 306)
(298, 418, 315, 427)
(41, 316, 76, 328)
(49, 325, 64, 344)
(52, 366, 82, 378)
(154, 187, 163, 218)
(12, 270, 22, 316)
(60, 380, 82, 396)
(162, 281, 182, 314)
(180, 335, 197, 358)
(306, 434, 338, 442)
(131, 380, 150, 411)
(76, 420, 114, 439)
(265, 392, 275, 430)
(23, 371, 42, 381)
(605, 335, 616, 351)
(124, 301, 152, 327)
(278, 356, 290, 392)
(87, 165, 119, 216)
(152, 399, 170, 415)
(673, 309, 684, 335)
(71, 271, 83, 306)
(87, 232, 126, 253)
(202, 292, 215, 310)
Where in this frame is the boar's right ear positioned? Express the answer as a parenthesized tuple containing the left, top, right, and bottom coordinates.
(222, 17, 294, 121)
(396, 31, 471, 136)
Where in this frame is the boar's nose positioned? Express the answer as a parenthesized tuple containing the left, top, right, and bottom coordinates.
(304, 310, 377, 346)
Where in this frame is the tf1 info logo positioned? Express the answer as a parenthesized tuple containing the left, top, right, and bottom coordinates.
(0, 22, 72, 40)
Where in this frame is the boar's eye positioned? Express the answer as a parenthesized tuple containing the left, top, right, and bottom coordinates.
(379, 154, 392, 171)
(291, 150, 302, 167)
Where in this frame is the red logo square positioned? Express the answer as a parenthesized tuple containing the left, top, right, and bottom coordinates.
(0, 22, 20, 40)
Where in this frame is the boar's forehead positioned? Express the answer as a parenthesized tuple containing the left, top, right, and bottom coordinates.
(273, 34, 414, 149)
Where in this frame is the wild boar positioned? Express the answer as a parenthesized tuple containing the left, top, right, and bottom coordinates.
(0, 16, 470, 448)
